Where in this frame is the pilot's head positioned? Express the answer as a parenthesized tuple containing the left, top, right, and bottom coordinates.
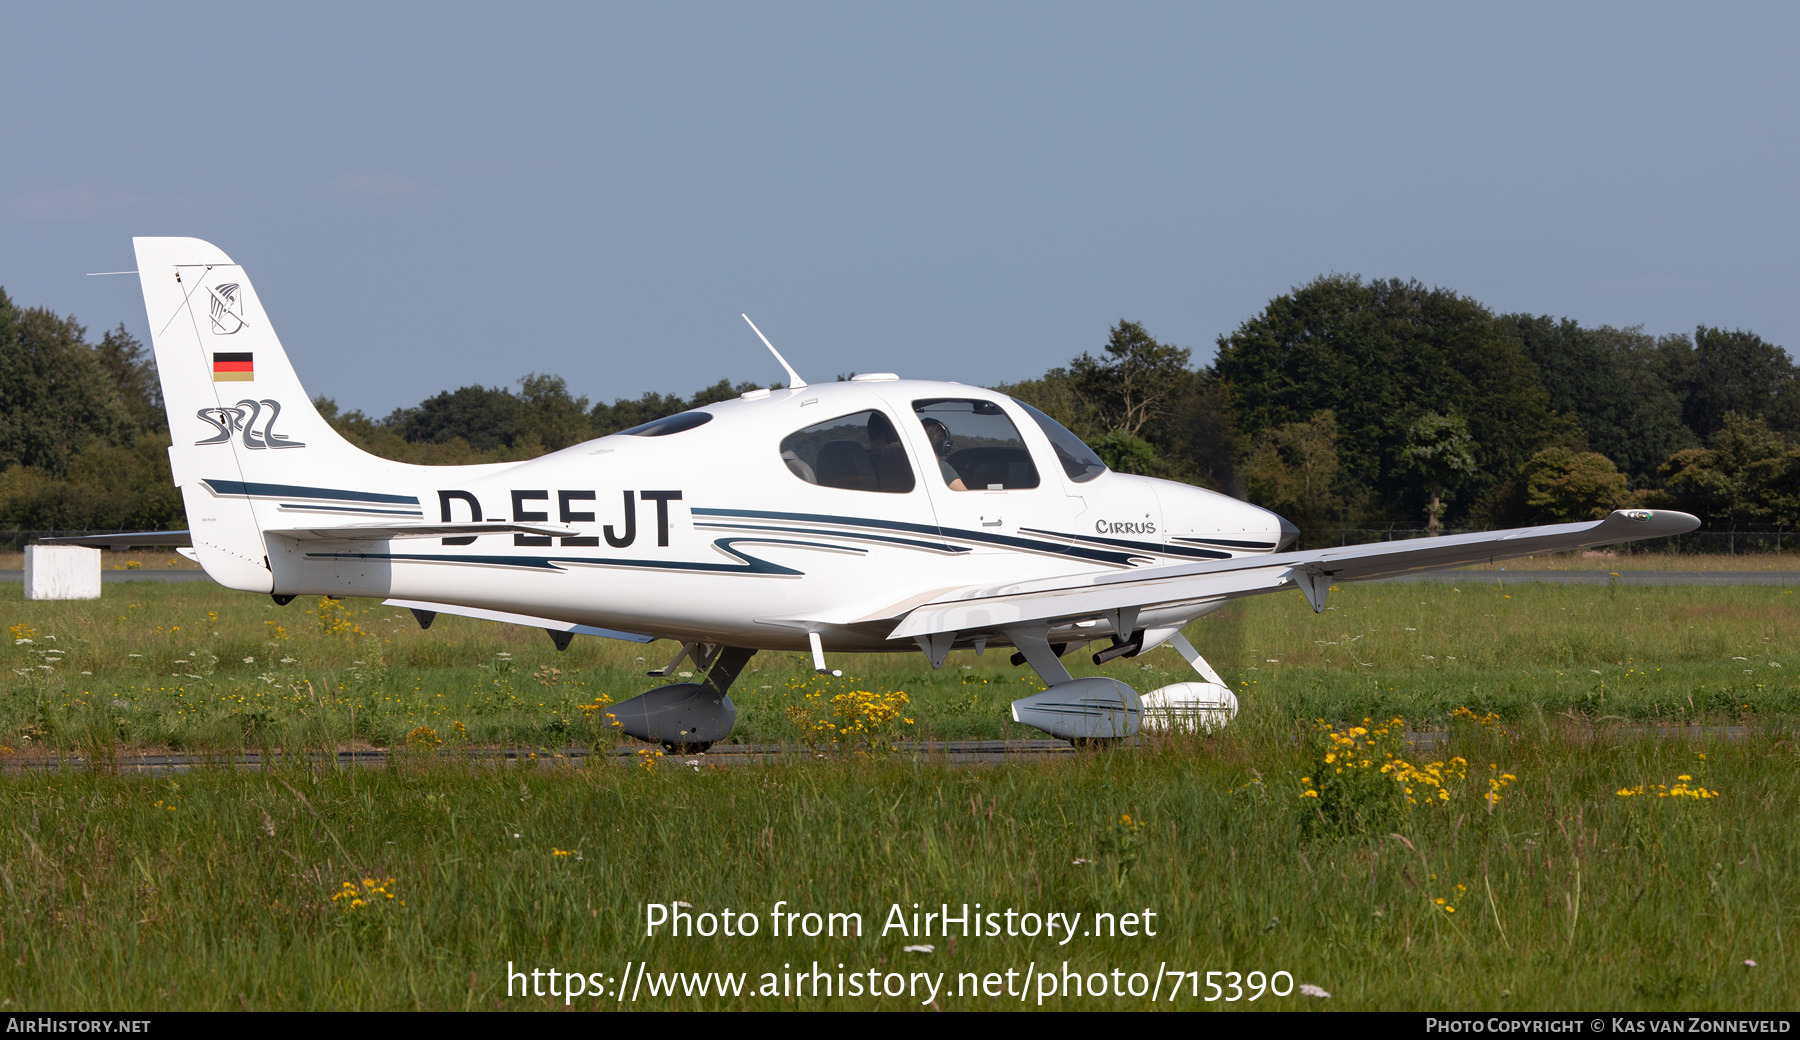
(920, 418, 953, 458)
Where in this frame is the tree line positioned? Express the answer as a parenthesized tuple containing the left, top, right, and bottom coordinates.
(0, 288, 176, 530)
(1003, 277, 1800, 534)
(2, 275, 1797, 535)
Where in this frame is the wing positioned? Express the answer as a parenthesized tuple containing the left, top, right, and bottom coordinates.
(889, 509, 1699, 640)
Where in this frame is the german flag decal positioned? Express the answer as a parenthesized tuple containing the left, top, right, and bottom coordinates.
(212, 352, 253, 382)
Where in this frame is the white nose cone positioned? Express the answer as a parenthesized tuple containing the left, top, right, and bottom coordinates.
(1156, 483, 1297, 555)
(1141, 681, 1238, 733)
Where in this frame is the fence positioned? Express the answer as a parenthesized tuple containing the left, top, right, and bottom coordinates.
(1295, 527, 1797, 556)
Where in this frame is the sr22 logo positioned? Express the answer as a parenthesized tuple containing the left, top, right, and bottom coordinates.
(195, 399, 306, 450)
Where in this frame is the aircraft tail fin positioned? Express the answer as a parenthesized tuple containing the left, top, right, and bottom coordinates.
(133, 237, 416, 592)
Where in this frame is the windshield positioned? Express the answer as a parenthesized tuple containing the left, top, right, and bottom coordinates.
(1012, 399, 1106, 483)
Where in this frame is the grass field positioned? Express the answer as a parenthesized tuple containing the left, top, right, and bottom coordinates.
(0, 576, 1794, 755)
(1460, 551, 1800, 572)
(0, 577, 1795, 1010)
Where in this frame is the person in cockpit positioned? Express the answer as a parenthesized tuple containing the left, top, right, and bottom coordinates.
(919, 417, 968, 491)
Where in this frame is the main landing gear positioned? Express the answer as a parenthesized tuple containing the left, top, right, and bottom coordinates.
(993, 625, 1238, 743)
(610, 643, 757, 752)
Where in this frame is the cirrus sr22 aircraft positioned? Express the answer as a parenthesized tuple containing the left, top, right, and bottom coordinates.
(100, 238, 1699, 748)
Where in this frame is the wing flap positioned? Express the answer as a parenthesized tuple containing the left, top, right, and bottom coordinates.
(889, 509, 1698, 639)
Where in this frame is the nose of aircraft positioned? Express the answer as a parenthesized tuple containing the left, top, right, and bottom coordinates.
(1156, 482, 1297, 557)
(1274, 512, 1299, 551)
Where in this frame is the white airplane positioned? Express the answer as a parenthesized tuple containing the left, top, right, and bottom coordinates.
(112, 237, 1699, 748)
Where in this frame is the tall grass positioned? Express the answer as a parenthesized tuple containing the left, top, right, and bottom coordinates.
(0, 719, 1793, 1009)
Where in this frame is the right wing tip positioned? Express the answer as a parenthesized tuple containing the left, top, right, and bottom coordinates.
(1609, 508, 1701, 537)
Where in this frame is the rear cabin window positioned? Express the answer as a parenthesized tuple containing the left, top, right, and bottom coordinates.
(617, 411, 713, 437)
(911, 398, 1040, 490)
(779, 410, 916, 493)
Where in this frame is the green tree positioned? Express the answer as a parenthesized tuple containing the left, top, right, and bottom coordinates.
(1398, 412, 1476, 532)
(315, 396, 491, 465)
(686, 378, 767, 409)
(1497, 317, 1690, 486)
(1069, 320, 1193, 437)
(514, 373, 592, 452)
(1213, 276, 1563, 523)
(991, 369, 1096, 438)
(0, 293, 141, 477)
(1484, 447, 1637, 525)
(389, 385, 521, 452)
(1240, 410, 1347, 532)
(92, 324, 164, 434)
(1650, 327, 1799, 440)
(1156, 376, 1243, 495)
(1656, 414, 1800, 526)
(1086, 431, 1160, 475)
(0, 435, 182, 530)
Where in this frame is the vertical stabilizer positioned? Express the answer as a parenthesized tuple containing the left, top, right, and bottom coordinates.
(133, 237, 404, 592)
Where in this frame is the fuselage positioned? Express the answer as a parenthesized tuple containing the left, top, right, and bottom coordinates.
(253, 378, 1293, 653)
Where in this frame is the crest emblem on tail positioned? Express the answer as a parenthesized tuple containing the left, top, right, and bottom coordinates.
(207, 283, 245, 335)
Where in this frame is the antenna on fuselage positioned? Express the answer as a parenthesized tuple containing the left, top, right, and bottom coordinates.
(741, 314, 807, 389)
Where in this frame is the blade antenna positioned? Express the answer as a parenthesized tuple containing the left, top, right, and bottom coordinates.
(741, 314, 807, 389)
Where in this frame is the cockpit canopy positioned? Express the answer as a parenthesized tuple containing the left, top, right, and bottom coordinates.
(774, 393, 1108, 493)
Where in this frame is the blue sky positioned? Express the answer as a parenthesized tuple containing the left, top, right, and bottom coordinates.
(3, 3, 1796, 415)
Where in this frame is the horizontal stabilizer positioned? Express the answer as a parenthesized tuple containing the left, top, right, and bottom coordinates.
(36, 530, 193, 549)
(265, 522, 573, 542)
(383, 598, 655, 643)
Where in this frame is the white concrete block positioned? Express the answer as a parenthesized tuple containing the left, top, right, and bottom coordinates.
(24, 546, 102, 600)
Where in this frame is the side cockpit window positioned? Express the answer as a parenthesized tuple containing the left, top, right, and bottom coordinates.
(779, 410, 916, 493)
(912, 399, 1040, 490)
